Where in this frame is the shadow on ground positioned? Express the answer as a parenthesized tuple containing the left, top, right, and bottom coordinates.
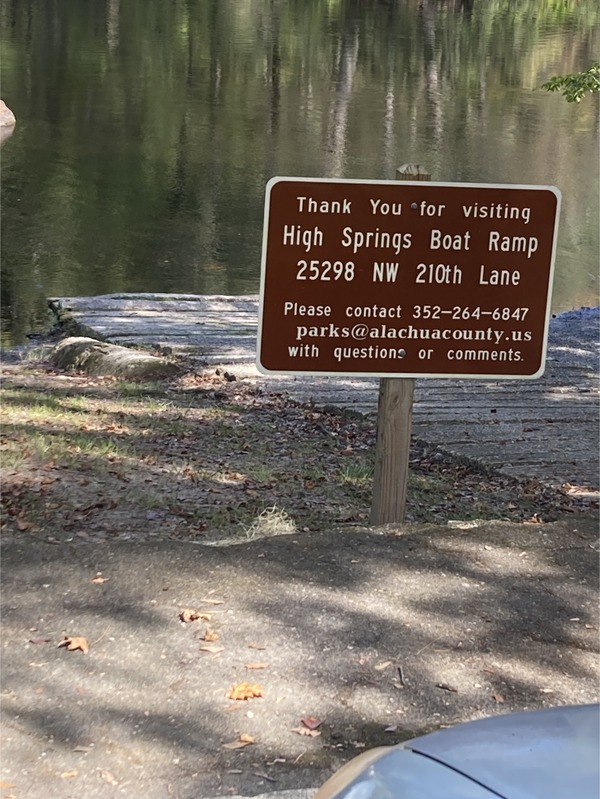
(1, 516, 598, 798)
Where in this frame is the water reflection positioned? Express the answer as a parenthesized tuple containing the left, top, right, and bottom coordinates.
(0, 0, 598, 345)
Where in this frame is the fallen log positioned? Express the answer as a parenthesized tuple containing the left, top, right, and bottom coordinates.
(49, 336, 180, 379)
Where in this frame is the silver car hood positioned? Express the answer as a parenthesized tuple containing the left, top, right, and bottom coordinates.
(405, 704, 600, 799)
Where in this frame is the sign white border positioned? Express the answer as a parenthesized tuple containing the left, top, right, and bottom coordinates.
(257, 176, 561, 380)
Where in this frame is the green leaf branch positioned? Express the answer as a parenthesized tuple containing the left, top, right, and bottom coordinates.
(542, 62, 600, 103)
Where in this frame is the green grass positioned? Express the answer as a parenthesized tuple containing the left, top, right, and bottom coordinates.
(244, 462, 277, 483)
(1, 388, 89, 419)
(340, 460, 374, 486)
(0, 428, 131, 468)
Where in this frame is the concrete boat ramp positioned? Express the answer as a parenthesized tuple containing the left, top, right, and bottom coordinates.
(49, 294, 599, 490)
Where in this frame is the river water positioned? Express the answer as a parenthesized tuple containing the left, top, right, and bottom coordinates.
(1, 0, 598, 345)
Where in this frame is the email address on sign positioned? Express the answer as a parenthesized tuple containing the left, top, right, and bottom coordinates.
(294, 323, 532, 346)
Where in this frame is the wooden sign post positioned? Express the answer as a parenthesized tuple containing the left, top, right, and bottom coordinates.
(370, 165, 429, 524)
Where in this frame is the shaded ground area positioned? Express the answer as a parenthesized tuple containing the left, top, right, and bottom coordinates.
(1, 520, 598, 798)
(1, 361, 597, 550)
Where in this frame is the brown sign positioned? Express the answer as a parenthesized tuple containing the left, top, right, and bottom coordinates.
(257, 178, 560, 378)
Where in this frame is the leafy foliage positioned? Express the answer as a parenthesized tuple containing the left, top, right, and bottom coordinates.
(542, 62, 600, 103)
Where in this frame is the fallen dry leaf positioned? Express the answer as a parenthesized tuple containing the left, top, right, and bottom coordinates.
(16, 515, 31, 531)
(245, 662, 269, 670)
(0, 781, 16, 789)
(91, 574, 109, 584)
(292, 726, 321, 737)
(60, 770, 78, 779)
(179, 609, 211, 623)
(301, 716, 322, 731)
(524, 513, 544, 524)
(200, 597, 225, 605)
(248, 643, 266, 650)
(201, 628, 219, 642)
(374, 661, 392, 671)
(222, 740, 250, 750)
(493, 693, 505, 703)
(226, 682, 264, 700)
(29, 636, 51, 645)
(58, 636, 89, 654)
(222, 733, 256, 749)
(199, 642, 224, 654)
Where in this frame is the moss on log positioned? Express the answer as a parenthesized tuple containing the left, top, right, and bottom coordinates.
(49, 337, 180, 379)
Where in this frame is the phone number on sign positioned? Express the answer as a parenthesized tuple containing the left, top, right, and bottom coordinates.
(413, 306, 529, 321)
